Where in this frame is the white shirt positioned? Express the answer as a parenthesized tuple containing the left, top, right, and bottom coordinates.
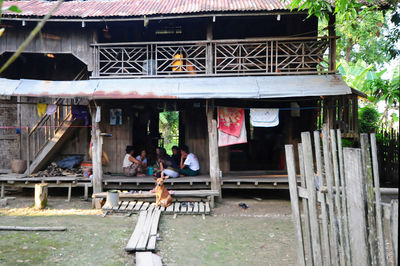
(136, 155, 147, 165)
(184, 153, 200, 171)
(122, 154, 133, 168)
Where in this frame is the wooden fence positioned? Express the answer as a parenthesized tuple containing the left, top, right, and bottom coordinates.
(377, 128, 399, 187)
(285, 126, 398, 266)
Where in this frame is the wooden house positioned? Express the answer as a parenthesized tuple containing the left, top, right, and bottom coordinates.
(0, 0, 361, 199)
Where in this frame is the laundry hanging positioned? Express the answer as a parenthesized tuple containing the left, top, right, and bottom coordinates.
(36, 103, 47, 117)
(250, 108, 279, 127)
(46, 104, 57, 115)
(217, 107, 244, 137)
(218, 114, 247, 147)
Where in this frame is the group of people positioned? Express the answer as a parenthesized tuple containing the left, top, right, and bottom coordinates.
(122, 145, 200, 178)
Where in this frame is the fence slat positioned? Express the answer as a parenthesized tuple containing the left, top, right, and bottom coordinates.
(322, 127, 340, 266)
(370, 133, 387, 265)
(313, 131, 331, 266)
(336, 129, 352, 265)
(285, 145, 306, 266)
(329, 129, 346, 265)
(343, 148, 370, 266)
(390, 199, 398, 266)
(298, 143, 313, 265)
(360, 134, 378, 265)
(301, 132, 323, 266)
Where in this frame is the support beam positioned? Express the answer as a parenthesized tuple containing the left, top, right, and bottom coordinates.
(91, 106, 103, 194)
(328, 13, 336, 72)
(206, 22, 213, 74)
(207, 103, 221, 200)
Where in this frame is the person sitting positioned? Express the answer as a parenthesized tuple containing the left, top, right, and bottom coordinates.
(136, 149, 148, 174)
(171, 146, 181, 167)
(157, 148, 180, 178)
(122, 146, 144, 177)
(179, 145, 200, 176)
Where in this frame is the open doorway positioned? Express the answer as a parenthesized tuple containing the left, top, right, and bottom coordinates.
(159, 111, 179, 155)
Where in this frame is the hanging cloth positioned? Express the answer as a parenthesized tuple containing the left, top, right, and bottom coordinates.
(46, 104, 57, 116)
(71, 105, 89, 125)
(217, 107, 244, 137)
(37, 103, 47, 117)
(250, 108, 279, 127)
(218, 114, 247, 147)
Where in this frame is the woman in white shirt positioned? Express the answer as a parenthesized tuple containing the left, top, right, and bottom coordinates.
(123, 146, 144, 177)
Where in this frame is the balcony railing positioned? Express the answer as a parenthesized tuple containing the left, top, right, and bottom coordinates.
(91, 36, 335, 78)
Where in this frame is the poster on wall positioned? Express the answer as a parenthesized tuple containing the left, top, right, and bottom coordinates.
(110, 108, 122, 125)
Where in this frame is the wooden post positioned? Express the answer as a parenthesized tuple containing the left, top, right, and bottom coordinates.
(34, 183, 48, 209)
(360, 134, 378, 265)
(207, 103, 221, 201)
(301, 132, 323, 266)
(343, 148, 370, 266)
(91, 107, 103, 194)
(390, 199, 398, 265)
(1, 183, 4, 198)
(26, 126, 30, 176)
(285, 144, 306, 266)
(297, 143, 313, 264)
(370, 133, 387, 265)
(328, 12, 336, 72)
(206, 22, 213, 74)
(313, 131, 332, 266)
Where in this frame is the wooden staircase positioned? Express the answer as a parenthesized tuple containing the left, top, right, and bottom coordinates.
(25, 99, 78, 175)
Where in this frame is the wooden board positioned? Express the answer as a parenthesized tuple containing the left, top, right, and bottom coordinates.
(205, 202, 210, 213)
(134, 201, 143, 211)
(193, 202, 199, 213)
(119, 201, 129, 211)
(165, 204, 174, 214)
(135, 252, 162, 266)
(112, 201, 122, 211)
(147, 209, 162, 251)
(199, 202, 205, 213)
(140, 202, 150, 211)
(127, 201, 136, 211)
(173, 202, 180, 213)
(180, 203, 187, 213)
(125, 211, 147, 252)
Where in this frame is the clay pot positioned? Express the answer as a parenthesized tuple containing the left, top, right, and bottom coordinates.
(11, 159, 27, 174)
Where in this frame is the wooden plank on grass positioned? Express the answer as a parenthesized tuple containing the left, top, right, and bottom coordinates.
(148, 202, 156, 212)
(193, 202, 199, 213)
(180, 202, 187, 213)
(147, 209, 162, 251)
(127, 201, 136, 211)
(285, 144, 306, 266)
(134, 201, 143, 211)
(344, 148, 370, 266)
(199, 202, 205, 213)
(173, 202, 180, 213)
(205, 202, 210, 213)
(135, 252, 162, 266)
(165, 204, 174, 214)
(187, 202, 193, 213)
(112, 201, 122, 211)
(119, 201, 129, 211)
(140, 202, 150, 211)
(0, 226, 67, 231)
(390, 199, 398, 265)
(136, 209, 155, 251)
(125, 211, 147, 252)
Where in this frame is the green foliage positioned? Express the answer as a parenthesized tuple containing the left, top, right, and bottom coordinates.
(359, 105, 380, 133)
(341, 138, 356, 148)
(159, 111, 179, 154)
(7, 5, 22, 13)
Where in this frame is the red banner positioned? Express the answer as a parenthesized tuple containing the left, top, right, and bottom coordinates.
(217, 107, 244, 137)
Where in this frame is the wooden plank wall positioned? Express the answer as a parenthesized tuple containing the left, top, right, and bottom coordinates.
(184, 105, 209, 174)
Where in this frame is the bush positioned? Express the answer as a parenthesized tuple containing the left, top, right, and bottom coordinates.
(359, 105, 380, 133)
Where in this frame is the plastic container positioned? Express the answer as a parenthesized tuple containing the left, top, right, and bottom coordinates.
(148, 166, 153, 176)
(81, 162, 93, 178)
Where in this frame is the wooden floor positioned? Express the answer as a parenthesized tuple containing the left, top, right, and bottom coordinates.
(103, 200, 211, 215)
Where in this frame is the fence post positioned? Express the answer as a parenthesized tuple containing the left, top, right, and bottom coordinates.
(336, 129, 352, 264)
(298, 143, 313, 265)
(301, 132, 323, 266)
(322, 126, 340, 265)
(370, 133, 387, 265)
(390, 199, 398, 266)
(285, 144, 306, 266)
(330, 129, 346, 265)
(313, 131, 331, 266)
(360, 134, 378, 265)
(343, 148, 370, 266)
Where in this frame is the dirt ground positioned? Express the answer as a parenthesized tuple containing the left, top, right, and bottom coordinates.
(0, 190, 296, 266)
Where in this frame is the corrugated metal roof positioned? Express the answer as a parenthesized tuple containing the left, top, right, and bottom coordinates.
(1, 0, 289, 18)
(0, 75, 351, 99)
